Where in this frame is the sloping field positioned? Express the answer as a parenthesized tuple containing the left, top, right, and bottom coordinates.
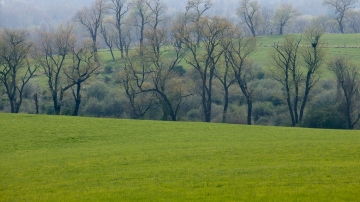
(1, 114, 360, 201)
(252, 33, 360, 67)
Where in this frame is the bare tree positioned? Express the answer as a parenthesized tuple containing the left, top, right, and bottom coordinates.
(35, 24, 76, 115)
(73, 0, 110, 61)
(215, 56, 236, 123)
(270, 31, 325, 126)
(310, 15, 330, 32)
(224, 30, 257, 125)
(345, 9, 360, 33)
(272, 4, 299, 35)
(131, 0, 152, 55)
(178, 16, 231, 122)
(64, 41, 101, 116)
(146, 0, 167, 54)
(270, 36, 302, 126)
(0, 29, 37, 113)
(328, 57, 360, 129)
(110, 0, 131, 58)
(124, 26, 189, 121)
(323, 0, 359, 34)
(185, 0, 212, 47)
(122, 25, 133, 57)
(100, 18, 117, 60)
(120, 56, 157, 118)
(300, 28, 327, 122)
(236, 0, 261, 37)
(259, 7, 274, 36)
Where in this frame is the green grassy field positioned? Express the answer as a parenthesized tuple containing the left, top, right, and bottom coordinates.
(1, 113, 360, 201)
(98, 34, 360, 67)
(252, 34, 360, 67)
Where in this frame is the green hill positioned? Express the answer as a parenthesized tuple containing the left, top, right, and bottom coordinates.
(98, 33, 360, 71)
(1, 113, 360, 201)
(250, 33, 360, 67)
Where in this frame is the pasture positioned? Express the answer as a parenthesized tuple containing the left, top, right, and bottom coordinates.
(252, 33, 360, 67)
(1, 113, 360, 201)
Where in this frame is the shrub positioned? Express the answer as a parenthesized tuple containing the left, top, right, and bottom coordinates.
(302, 105, 347, 129)
(253, 102, 275, 122)
(102, 99, 125, 117)
(86, 82, 109, 101)
(84, 98, 104, 117)
(187, 109, 202, 122)
(104, 64, 113, 74)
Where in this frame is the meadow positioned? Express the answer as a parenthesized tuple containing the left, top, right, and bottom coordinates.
(1, 113, 360, 201)
(245, 33, 360, 68)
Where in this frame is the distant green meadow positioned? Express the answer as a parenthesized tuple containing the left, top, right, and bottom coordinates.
(1, 113, 360, 201)
(246, 33, 360, 68)
(98, 33, 360, 67)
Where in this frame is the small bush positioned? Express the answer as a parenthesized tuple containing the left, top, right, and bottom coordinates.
(104, 64, 113, 74)
(86, 82, 109, 101)
(302, 106, 347, 129)
(253, 102, 275, 122)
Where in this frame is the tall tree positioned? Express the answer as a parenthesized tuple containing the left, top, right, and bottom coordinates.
(270, 31, 325, 126)
(345, 9, 360, 33)
(215, 55, 236, 123)
(132, 0, 152, 55)
(236, 0, 261, 37)
(214, 25, 236, 124)
(185, 0, 212, 47)
(100, 18, 116, 60)
(64, 41, 101, 116)
(328, 57, 360, 129)
(323, 0, 359, 34)
(127, 28, 188, 121)
(299, 28, 327, 122)
(270, 36, 302, 126)
(272, 4, 299, 35)
(146, 0, 167, 54)
(0, 29, 37, 113)
(35, 24, 76, 115)
(258, 7, 274, 36)
(121, 58, 157, 119)
(110, 0, 131, 58)
(73, 0, 110, 62)
(178, 16, 231, 122)
(224, 31, 257, 125)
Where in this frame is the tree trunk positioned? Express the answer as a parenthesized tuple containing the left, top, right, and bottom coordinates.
(72, 83, 82, 116)
(52, 91, 61, 115)
(92, 37, 98, 62)
(222, 87, 229, 123)
(9, 97, 16, 113)
(119, 29, 124, 58)
(246, 97, 252, 125)
(109, 47, 115, 60)
(34, 93, 39, 114)
(202, 86, 212, 123)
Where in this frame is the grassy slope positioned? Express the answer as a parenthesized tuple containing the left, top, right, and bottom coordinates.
(1, 113, 360, 201)
(98, 34, 360, 67)
(31, 34, 359, 88)
(251, 33, 360, 68)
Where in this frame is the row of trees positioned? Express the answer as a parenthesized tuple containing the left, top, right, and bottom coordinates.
(0, 27, 100, 116)
(69, 0, 360, 62)
(0, 0, 359, 129)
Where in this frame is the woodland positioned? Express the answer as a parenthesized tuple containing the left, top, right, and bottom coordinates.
(0, 0, 359, 129)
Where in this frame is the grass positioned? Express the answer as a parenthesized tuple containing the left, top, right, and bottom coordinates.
(29, 34, 359, 90)
(252, 33, 360, 67)
(97, 33, 360, 75)
(1, 113, 360, 201)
